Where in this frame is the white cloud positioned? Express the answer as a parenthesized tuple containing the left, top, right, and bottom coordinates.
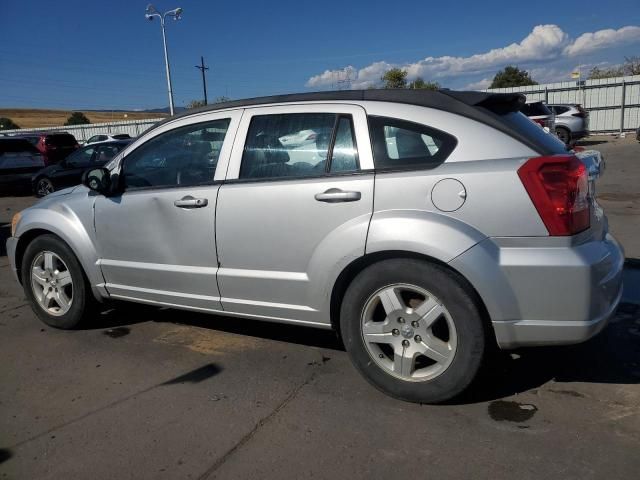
(306, 24, 640, 89)
(464, 78, 492, 90)
(564, 26, 640, 56)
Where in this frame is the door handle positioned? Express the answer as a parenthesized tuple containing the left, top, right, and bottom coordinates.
(174, 196, 208, 208)
(314, 188, 361, 203)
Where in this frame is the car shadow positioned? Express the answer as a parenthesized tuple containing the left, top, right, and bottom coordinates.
(576, 139, 608, 147)
(93, 298, 639, 405)
(0, 224, 9, 257)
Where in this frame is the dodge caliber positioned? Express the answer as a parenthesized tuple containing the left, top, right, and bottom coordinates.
(6, 90, 624, 403)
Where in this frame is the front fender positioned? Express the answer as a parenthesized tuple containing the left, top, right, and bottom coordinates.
(366, 210, 486, 262)
(14, 193, 106, 299)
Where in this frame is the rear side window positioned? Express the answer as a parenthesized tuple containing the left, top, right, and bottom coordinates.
(551, 106, 570, 115)
(112, 134, 131, 140)
(368, 116, 456, 170)
(0, 139, 40, 155)
(239, 113, 359, 179)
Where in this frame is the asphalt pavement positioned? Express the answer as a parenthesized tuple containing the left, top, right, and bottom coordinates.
(1, 135, 639, 479)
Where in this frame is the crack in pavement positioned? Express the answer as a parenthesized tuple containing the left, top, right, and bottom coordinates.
(197, 371, 318, 480)
(0, 303, 28, 315)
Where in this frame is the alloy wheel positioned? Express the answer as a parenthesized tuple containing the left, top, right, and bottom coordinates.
(30, 251, 73, 316)
(360, 283, 457, 382)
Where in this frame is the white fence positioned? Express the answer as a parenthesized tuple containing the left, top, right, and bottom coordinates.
(487, 74, 640, 133)
(1, 117, 164, 142)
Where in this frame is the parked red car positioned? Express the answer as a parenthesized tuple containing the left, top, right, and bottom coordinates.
(16, 132, 79, 165)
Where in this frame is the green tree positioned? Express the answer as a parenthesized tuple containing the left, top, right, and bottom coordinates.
(0, 117, 20, 130)
(588, 65, 624, 79)
(382, 68, 408, 89)
(490, 66, 538, 88)
(64, 112, 91, 126)
(588, 57, 640, 79)
(213, 96, 230, 103)
(408, 77, 440, 90)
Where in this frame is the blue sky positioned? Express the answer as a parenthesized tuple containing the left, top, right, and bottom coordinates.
(1, 0, 639, 110)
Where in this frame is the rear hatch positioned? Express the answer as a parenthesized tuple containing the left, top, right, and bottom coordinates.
(0, 139, 45, 175)
(441, 91, 603, 240)
(44, 133, 78, 162)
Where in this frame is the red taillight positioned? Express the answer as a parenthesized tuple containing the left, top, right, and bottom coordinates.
(532, 118, 545, 127)
(518, 155, 590, 236)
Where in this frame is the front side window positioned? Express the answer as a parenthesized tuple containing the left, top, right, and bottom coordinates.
(239, 113, 359, 179)
(94, 144, 123, 164)
(369, 116, 457, 170)
(122, 118, 230, 189)
(66, 147, 95, 167)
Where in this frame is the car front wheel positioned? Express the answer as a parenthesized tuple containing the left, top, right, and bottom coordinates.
(340, 259, 485, 403)
(21, 234, 95, 329)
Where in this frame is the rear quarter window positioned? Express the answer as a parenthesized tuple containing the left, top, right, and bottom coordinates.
(520, 102, 552, 117)
(368, 116, 457, 171)
(46, 134, 77, 146)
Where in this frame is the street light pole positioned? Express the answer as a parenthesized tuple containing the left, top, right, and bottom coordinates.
(145, 4, 183, 116)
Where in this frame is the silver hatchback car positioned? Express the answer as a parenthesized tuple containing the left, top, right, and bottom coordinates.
(6, 90, 624, 403)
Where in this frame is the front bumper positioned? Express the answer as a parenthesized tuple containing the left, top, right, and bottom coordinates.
(6, 236, 19, 284)
(450, 233, 624, 349)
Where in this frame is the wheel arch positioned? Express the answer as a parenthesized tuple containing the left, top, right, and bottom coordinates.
(329, 250, 494, 343)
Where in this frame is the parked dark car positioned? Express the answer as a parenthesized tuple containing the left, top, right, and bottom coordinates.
(17, 132, 80, 165)
(0, 138, 46, 193)
(32, 140, 130, 197)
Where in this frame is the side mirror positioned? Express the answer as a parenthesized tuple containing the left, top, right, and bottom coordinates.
(82, 167, 111, 194)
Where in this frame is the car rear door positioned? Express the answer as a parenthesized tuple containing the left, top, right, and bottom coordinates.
(94, 110, 242, 310)
(215, 104, 374, 325)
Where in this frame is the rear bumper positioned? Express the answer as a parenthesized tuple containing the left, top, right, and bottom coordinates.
(450, 232, 624, 349)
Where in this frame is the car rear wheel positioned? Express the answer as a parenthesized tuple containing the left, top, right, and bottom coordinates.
(21, 234, 95, 329)
(555, 127, 571, 145)
(340, 259, 485, 403)
(35, 177, 54, 197)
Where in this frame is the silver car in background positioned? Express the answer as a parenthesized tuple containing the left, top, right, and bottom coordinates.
(548, 104, 590, 145)
(6, 90, 624, 403)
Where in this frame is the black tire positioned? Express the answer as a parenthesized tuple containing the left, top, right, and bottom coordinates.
(555, 127, 571, 146)
(34, 177, 54, 197)
(21, 234, 95, 329)
(340, 259, 485, 404)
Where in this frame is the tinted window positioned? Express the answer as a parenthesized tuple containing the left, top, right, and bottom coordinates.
(0, 139, 40, 155)
(520, 102, 552, 117)
(240, 113, 336, 179)
(94, 144, 124, 164)
(112, 134, 131, 140)
(501, 112, 567, 154)
(123, 118, 230, 189)
(369, 116, 457, 170)
(45, 134, 77, 146)
(552, 106, 570, 115)
(66, 147, 95, 167)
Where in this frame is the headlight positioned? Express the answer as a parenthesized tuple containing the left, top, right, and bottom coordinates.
(11, 212, 21, 237)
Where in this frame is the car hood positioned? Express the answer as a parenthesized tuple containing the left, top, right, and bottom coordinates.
(32, 185, 86, 206)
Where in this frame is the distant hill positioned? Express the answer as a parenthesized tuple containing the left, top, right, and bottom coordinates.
(0, 109, 169, 129)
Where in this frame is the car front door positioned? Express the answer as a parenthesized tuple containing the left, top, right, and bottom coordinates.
(52, 146, 96, 190)
(93, 111, 242, 310)
(215, 104, 375, 325)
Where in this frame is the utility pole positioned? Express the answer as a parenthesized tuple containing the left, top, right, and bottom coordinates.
(195, 56, 209, 105)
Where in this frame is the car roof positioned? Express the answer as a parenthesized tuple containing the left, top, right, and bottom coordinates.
(142, 89, 558, 154)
